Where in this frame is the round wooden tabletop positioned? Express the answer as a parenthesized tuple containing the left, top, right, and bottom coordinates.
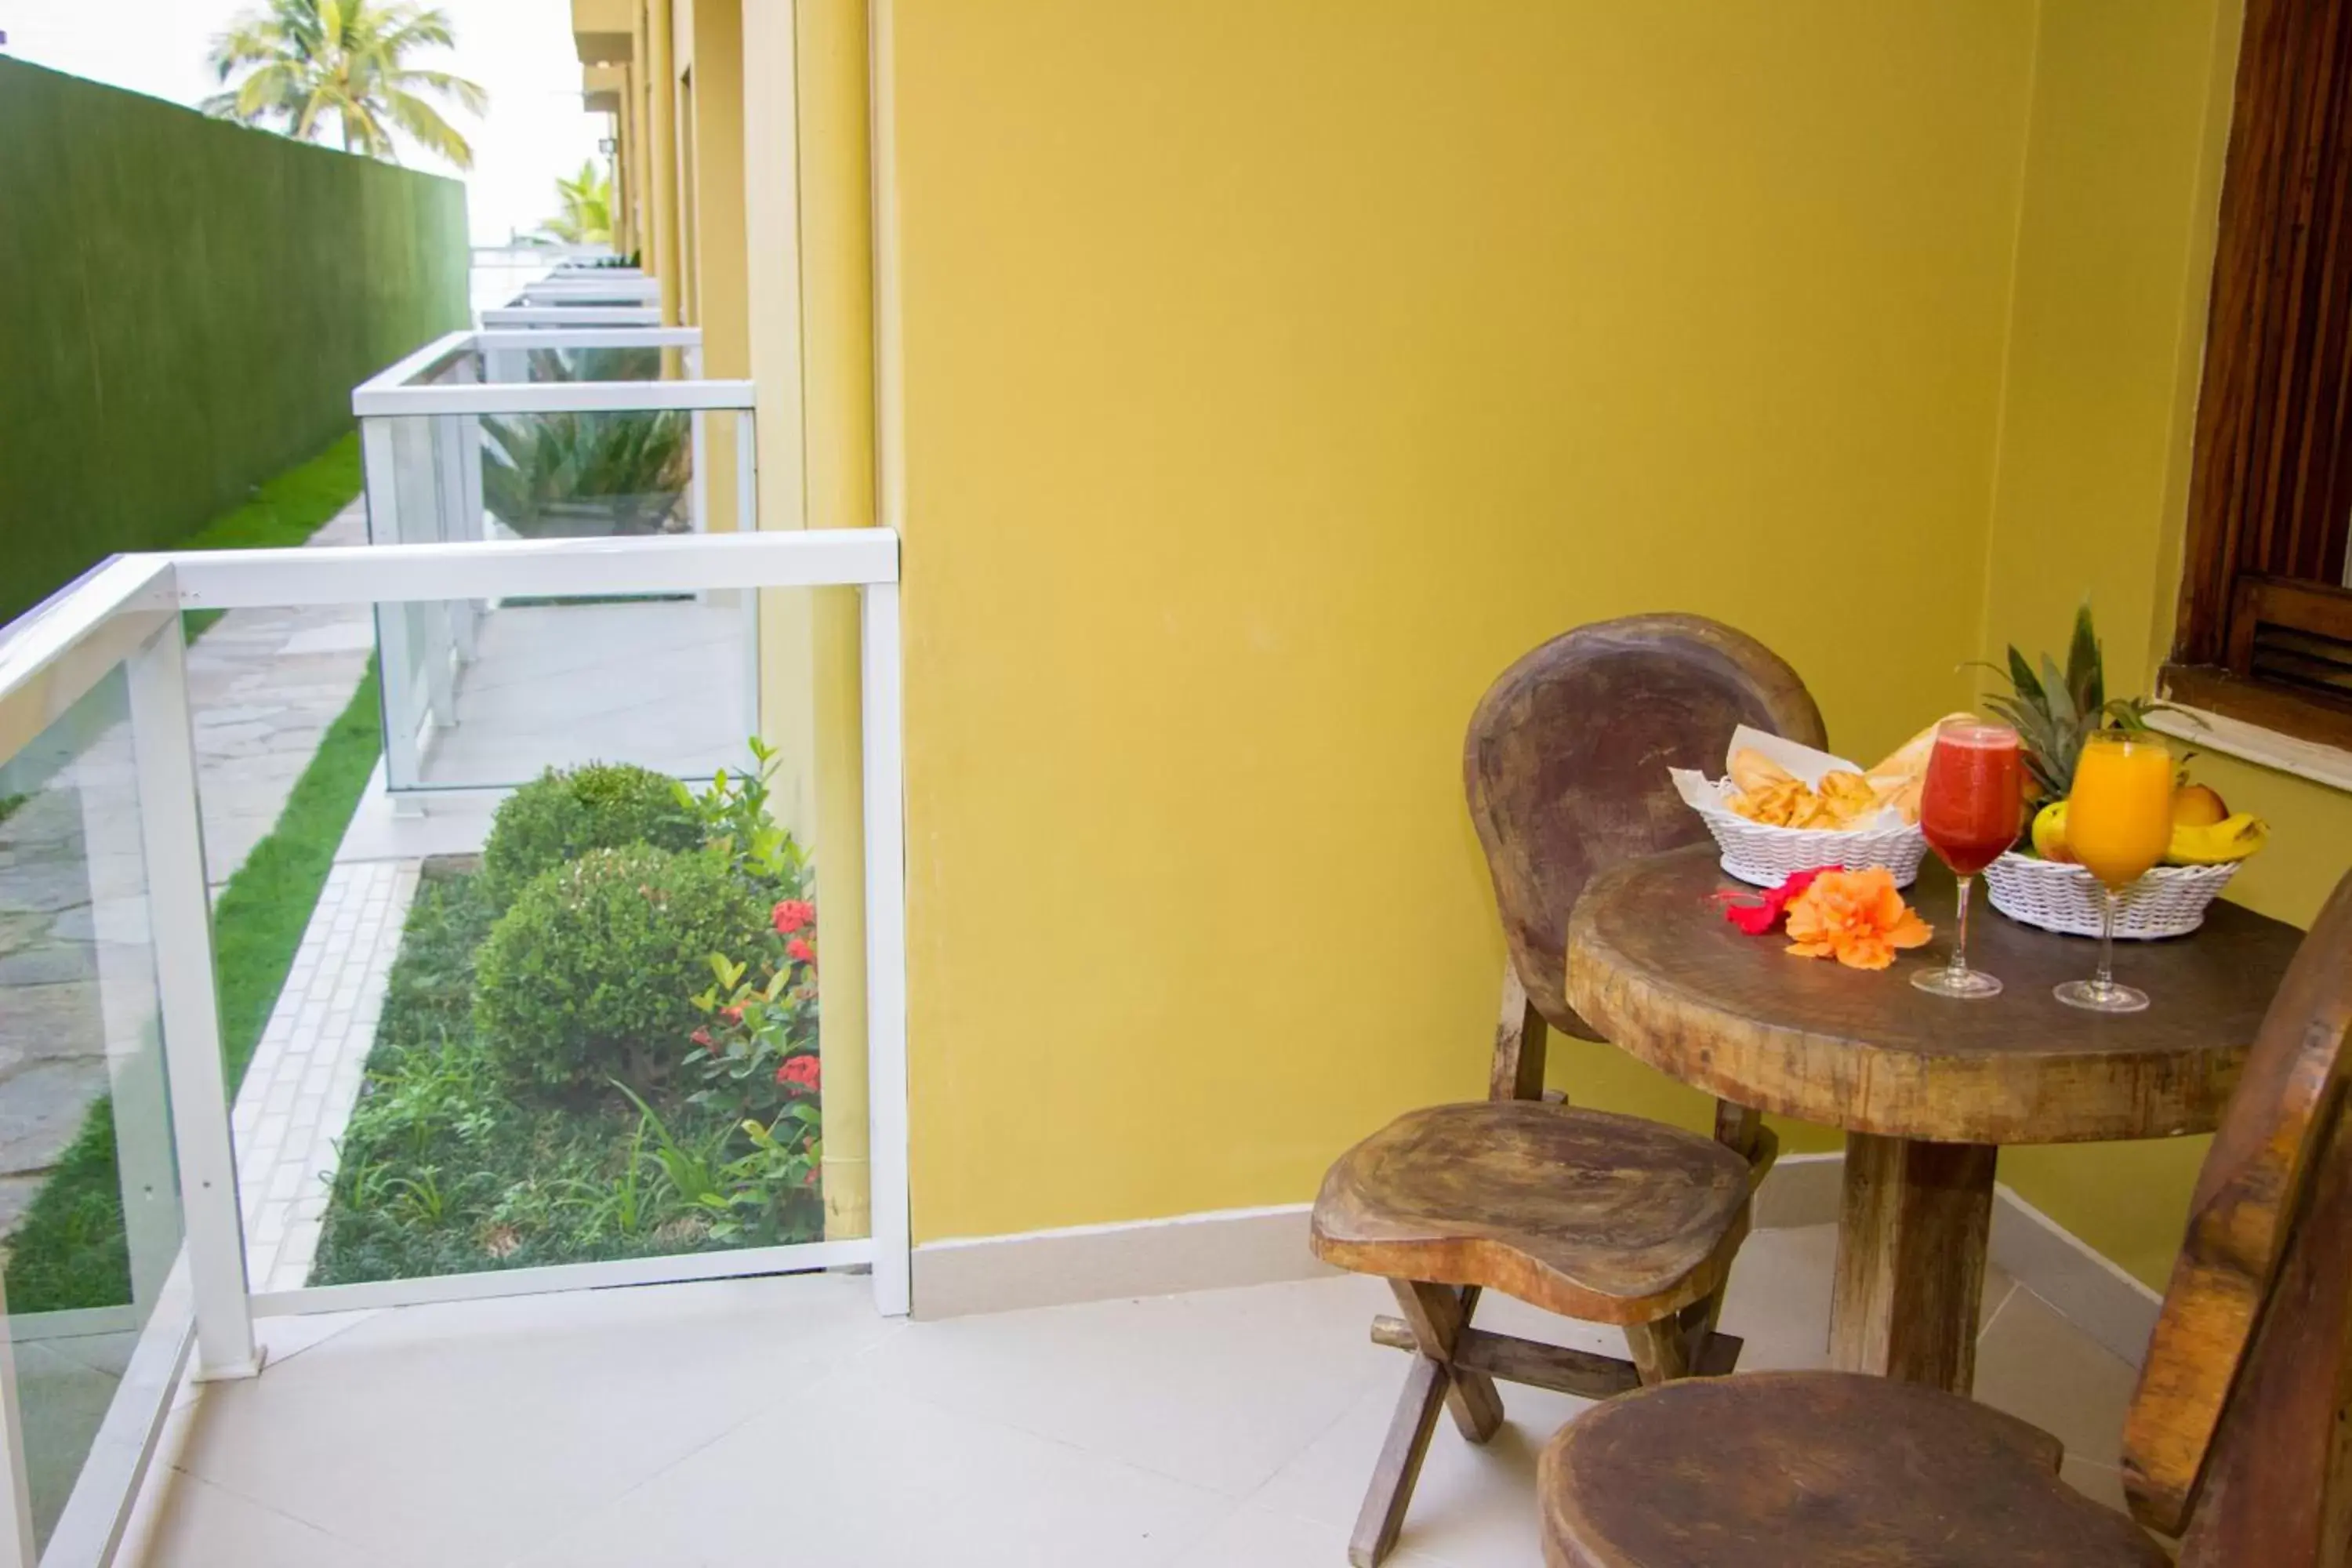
(1565, 846, 2306, 1145)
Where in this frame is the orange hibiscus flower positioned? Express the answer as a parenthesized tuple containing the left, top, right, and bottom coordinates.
(1783, 866, 1933, 971)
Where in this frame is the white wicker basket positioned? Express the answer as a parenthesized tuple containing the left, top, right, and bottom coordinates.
(1692, 782, 1929, 889)
(1983, 851, 2239, 938)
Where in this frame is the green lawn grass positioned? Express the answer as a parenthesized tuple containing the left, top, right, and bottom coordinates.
(181, 431, 364, 641)
(212, 662, 383, 1086)
(2, 662, 383, 1313)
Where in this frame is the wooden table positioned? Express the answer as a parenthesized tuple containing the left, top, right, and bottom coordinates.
(1565, 844, 2304, 1393)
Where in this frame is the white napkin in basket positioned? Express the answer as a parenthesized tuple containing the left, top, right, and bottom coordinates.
(1669, 724, 1905, 832)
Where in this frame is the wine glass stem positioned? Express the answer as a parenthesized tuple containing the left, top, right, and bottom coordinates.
(2096, 888, 2118, 994)
(1949, 875, 1974, 978)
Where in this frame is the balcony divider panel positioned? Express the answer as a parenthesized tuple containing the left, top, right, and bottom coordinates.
(0, 526, 909, 1563)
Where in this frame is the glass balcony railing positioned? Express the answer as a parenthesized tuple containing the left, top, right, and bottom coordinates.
(0, 527, 907, 1566)
(350, 328, 757, 793)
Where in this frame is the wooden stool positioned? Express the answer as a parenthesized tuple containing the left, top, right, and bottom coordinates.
(1537, 869, 2352, 1568)
(1309, 615, 1823, 1566)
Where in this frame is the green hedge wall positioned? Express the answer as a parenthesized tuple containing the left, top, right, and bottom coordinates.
(0, 58, 469, 623)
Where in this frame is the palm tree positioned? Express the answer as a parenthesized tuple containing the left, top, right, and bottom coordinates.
(204, 0, 488, 170)
(537, 162, 615, 246)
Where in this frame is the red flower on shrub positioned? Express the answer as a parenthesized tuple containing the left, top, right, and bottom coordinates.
(786, 937, 816, 966)
(772, 899, 816, 935)
(720, 1004, 744, 1023)
(691, 1027, 715, 1051)
(775, 1055, 822, 1094)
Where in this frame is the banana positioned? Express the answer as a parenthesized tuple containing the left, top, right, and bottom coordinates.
(2026, 803, 2266, 865)
(2164, 813, 2269, 866)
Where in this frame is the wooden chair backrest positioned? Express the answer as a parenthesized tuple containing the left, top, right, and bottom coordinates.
(2124, 869, 2352, 1560)
(1461, 614, 1824, 1036)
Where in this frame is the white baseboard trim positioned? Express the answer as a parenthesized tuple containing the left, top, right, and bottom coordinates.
(1752, 1149, 1846, 1230)
(1986, 1184, 2162, 1368)
(912, 1203, 1334, 1319)
(1751, 1150, 2161, 1368)
(915, 1156, 2162, 1367)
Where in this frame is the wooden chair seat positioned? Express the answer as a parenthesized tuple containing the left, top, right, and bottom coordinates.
(1537, 1372, 2169, 1568)
(1320, 616, 1821, 1566)
(1311, 1102, 1753, 1324)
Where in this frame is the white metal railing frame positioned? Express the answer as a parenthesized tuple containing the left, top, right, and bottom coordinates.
(354, 326, 712, 407)
(477, 304, 662, 329)
(0, 529, 909, 1567)
(352, 325, 755, 795)
(515, 277, 660, 307)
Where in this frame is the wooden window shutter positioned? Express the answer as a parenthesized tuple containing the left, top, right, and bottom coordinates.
(2173, 0, 2352, 736)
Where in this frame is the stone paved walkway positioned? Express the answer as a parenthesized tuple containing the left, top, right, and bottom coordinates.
(183, 504, 375, 892)
(0, 503, 376, 1240)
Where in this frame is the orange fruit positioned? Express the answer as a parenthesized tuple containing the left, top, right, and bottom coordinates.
(2172, 783, 2228, 828)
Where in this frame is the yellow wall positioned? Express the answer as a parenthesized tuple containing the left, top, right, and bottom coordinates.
(746, 0, 884, 1241)
(881, 0, 2048, 1243)
(680, 0, 748, 543)
(645, 0, 681, 324)
(1976, 0, 2352, 1287)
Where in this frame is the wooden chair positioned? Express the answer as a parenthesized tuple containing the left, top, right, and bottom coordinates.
(1308, 615, 1828, 1566)
(1535, 866, 2352, 1568)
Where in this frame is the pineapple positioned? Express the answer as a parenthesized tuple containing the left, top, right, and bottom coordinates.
(1981, 604, 2169, 809)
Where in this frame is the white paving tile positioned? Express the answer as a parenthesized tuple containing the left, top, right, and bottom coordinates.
(510, 1365, 1229, 1568)
(853, 1272, 1398, 1497)
(129, 1468, 387, 1568)
(168, 1276, 900, 1568)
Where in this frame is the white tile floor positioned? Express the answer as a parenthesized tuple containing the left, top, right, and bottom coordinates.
(121, 1225, 2154, 1567)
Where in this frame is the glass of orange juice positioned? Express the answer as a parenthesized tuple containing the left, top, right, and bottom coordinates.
(2055, 732, 2175, 1013)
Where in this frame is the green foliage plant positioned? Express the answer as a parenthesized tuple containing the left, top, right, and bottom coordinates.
(479, 410, 690, 538)
(535, 160, 613, 245)
(314, 738, 831, 1285)
(472, 844, 765, 1094)
(674, 737, 811, 904)
(478, 760, 702, 909)
(688, 946, 821, 1127)
(613, 1083, 823, 1247)
(1980, 603, 2175, 809)
(205, 0, 488, 168)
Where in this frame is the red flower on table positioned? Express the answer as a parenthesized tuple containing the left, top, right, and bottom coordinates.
(775, 1055, 822, 1094)
(1714, 867, 1832, 936)
(772, 899, 816, 935)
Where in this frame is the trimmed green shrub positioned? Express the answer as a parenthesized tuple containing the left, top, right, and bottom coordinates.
(473, 844, 764, 1093)
(478, 762, 702, 909)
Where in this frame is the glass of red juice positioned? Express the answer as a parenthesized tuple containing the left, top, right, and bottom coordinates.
(1911, 721, 2023, 999)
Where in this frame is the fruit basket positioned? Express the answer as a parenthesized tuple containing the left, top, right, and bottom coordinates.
(1693, 780, 1929, 890)
(1983, 853, 2238, 939)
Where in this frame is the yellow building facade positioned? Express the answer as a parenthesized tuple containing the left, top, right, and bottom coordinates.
(575, 0, 2352, 1298)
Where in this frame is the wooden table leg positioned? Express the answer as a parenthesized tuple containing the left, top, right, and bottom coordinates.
(1830, 1133, 1997, 1393)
